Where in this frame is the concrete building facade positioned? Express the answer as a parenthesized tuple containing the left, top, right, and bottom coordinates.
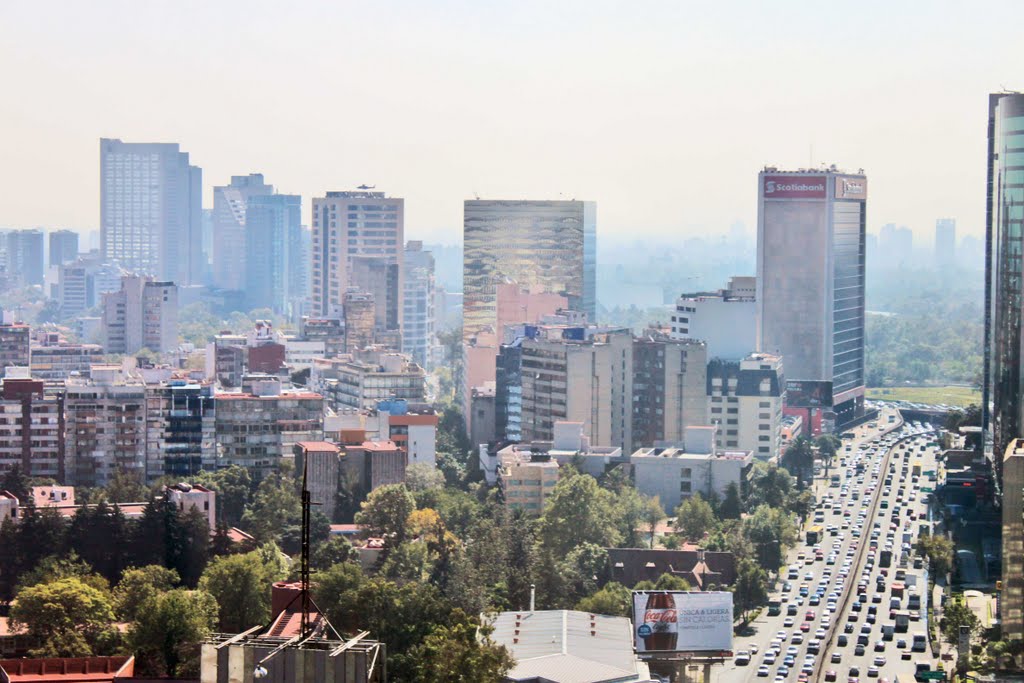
(102, 275, 179, 354)
(245, 193, 303, 314)
(402, 241, 436, 369)
(707, 352, 785, 460)
(672, 276, 756, 361)
(6, 229, 45, 287)
(211, 174, 274, 291)
(0, 378, 64, 481)
(632, 334, 708, 450)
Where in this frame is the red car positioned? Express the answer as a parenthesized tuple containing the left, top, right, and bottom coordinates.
(800, 622, 811, 632)
(825, 671, 837, 682)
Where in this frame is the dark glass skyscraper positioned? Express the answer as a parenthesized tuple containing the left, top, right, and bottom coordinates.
(985, 92, 1024, 468)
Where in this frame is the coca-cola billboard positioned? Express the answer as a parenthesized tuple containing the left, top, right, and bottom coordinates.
(762, 175, 827, 199)
(632, 591, 734, 655)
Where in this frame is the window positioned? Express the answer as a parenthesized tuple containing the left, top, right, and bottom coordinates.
(759, 401, 770, 408)
(680, 468, 692, 477)
(759, 435, 770, 441)
(680, 481, 692, 493)
(727, 408, 738, 414)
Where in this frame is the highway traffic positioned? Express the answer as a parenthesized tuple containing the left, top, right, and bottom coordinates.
(721, 408, 944, 683)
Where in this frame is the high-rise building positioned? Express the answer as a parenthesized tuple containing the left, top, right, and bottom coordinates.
(145, 381, 216, 481)
(463, 200, 596, 341)
(935, 218, 957, 268)
(244, 193, 303, 313)
(520, 326, 633, 452)
(211, 174, 275, 291)
(0, 377, 64, 481)
(878, 223, 913, 268)
(49, 230, 79, 267)
(707, 352, 785, 460)
(65, 365, 147, 487)
(350, 256, 401, 336)
(58, 255, 126, 319)
(343, 291, 376, 353)
(632, 334, 708, 450)
(101, 275, 178, 354)
(757, 167, 867, 429)
(985, 92, 1024, 471)
(402, 241, 436, 369)
(100, 139, 202, 283)
(311, 352, 426, 412)
(0, 324, 31, 370)
(310, 190, 404, 319)
(6, 229, 45, 287)
(671, 276, 756, 361)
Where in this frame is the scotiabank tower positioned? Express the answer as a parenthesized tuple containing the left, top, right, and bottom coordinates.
(756, 168, 867, 430)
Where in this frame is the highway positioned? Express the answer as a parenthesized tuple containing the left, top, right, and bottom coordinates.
(719, 408, 942, 683)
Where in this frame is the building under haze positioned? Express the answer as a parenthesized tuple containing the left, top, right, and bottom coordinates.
(935, 218, 956, 268)
(48, 229, 79, 267)
(5, 229, 44, 287)
(878, 223, 913, 269)
(310, 190, 404, 326)
(212, 173, 274, 292)
(462, 200, 596, 341)
(672, 276, 756, 361)
(100, 139, 202, 284)
(985, 92, 1024, 475)
(757, 167, 867, 429)
(244, 192, 303, 314)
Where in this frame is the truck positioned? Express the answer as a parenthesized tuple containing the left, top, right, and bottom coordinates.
(807, 526, 824, 545)
(911, 632, 928, 652)
(894, 610, 910, 633)
(880, 550, 893, 568)
(907, 593, 922, 611)
(891, 581, 905, 598)
(912, 461, 922, 477)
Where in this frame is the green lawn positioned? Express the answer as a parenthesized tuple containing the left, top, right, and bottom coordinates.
(866, 385, 980, 407)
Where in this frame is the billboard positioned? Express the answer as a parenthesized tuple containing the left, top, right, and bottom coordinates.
(632, 591, 734, 655)
(834, 175, 868, 200)
(762, 175, 827, 199)
(785, 380, 834, 408)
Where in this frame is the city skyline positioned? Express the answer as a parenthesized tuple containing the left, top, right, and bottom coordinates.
(1, 2, 1020, 243)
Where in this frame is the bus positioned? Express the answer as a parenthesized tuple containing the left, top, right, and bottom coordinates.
(768, 598, 782, 616)
(807, 526, 824, 545)
(912, 461, 922, 477)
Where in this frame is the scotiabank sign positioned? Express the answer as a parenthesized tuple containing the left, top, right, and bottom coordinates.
(834, 176, 868, 200)
(762, 175, 827, 199)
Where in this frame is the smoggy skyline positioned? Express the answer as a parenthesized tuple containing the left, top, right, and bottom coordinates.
(1, 1, 1020, 244)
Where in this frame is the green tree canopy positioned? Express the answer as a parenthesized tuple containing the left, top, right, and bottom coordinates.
(540, 473, 621, 556)
(575, 582, 632, 617)
(129, 588, 218, 678)
(355, 483, 417, 544)
(114, 565, 180, 622)
(199, 548, 284, 633)
(11, 577, 118, 657)
(673, 493, 718, 542)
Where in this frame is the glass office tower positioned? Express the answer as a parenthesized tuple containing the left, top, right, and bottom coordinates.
(463, 200, 596, 341)
(986, 92, 1024, 469)
(757, 168, 867, 429)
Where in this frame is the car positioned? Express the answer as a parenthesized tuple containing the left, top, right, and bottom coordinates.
(825, 671, 837, 682)
(787, 646, 799, 657)
(764, 652, 777, 664)
(838, 635, 849, 646)
(758, 666, 771, 677)
(849, 666, 860, 676)
(792, 633, 804, 644)
(806, 611, 816, 621)
(874, 640, 885, 652)
(800, 622, 811, 632)
(784, 617, 795, 627)
(855, 644, 865, 656)
(873, 656, 886, 667)
(844, 623, 855, 634)
(784, 656, 796, 667)
(832, 652, 843, 663)
(736, 652, 751, 665)
(896, 639, 906, 649)
(867, 666, 880, 678)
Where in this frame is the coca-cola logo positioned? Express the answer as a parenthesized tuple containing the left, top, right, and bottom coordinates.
(644, 609, 678, 623)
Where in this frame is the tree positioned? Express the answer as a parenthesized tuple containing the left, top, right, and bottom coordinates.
(199, 550, 283, 632)
(939, 599, 980, 646)
(0, 464, 31, 501)
(114, 565, 180, 622)
(240, 471, 300, 544)
(733, 558, 770, 622)
(16, 554, 109, 596)
(916, 534, 955, 577)
(355, 484, 416, 544)
(311, 536, 359, 570)
(67, 502, 130, 584)
(783, 437, 815, 489)
(673, 494, 718, 542)
(407, 618, 514, 683)
(743, 504, 797, 572)
(406, 462, 446, 491)
(104, 469, 150, 504)
(746, 462, 796, 511)
(10, 577, 118, 657)
(641, 496, 665, 549)
(576, 582, 631, 617)
(129, 588, 218, 677)
(540, 473, 621, 556)
(815, 435, 842, 474)
(719, 482, 742, 520)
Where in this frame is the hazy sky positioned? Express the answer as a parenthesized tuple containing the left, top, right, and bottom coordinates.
(0, 1, 1019, 245)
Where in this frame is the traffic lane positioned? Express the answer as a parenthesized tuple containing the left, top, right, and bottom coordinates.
(722, 410, 903, 681)
(820, 434, 938, 681)
(723, 418, 902, 682)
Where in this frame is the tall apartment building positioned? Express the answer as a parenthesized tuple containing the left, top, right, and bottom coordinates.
(935, 218, 956, 268)
(519, 326, 633, 452)
(6, 229, 45, 287)
(301, 317, 346, 358)
(294, 441, 341, 521)
(707, 352, 785, 460)
(497, 447, 560, 513)
(30, 339, 103, 381)
(350, 256, 400, 336)
(49, 230, 79, 267)
(310, 190, 404, 320)
(210, 173, 274, 291)
(757, 167, 867, 429)
(100, 139, 202, 284)
(244, 193, 303, 313)
(0, 377, 64, 481)
(145, 381, 215, 481)
(463, 200, 596, 342)
(878, 223, 913, 269)
(214, 378, 324, 479)
(632, 334, 708, 450)
(0, 324, 31, 370)
(64, 366, 148, 487)
(671, 276, 756, 361)
(58, 254, 126, 319)
(402, 241, 436, 368)
(102, 275, 179, 354)
(344, 291, 376, 352)
(986, 92, 1024, 477)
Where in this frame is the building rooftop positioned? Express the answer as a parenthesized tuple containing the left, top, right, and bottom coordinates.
(296, 441, 341, 453)
(487, 610, 645, 683)
(631, 446, 752, 462)
(0, 656, 134, 682)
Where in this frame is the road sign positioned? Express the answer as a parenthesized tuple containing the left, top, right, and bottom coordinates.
(921, 487, 934, 493)
(920, 671, 946, 680)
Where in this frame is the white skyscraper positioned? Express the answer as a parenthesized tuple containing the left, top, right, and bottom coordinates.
(212, 174, 274, 291)
(100, 139, 202, 284)
(403, 241, 436, 368)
